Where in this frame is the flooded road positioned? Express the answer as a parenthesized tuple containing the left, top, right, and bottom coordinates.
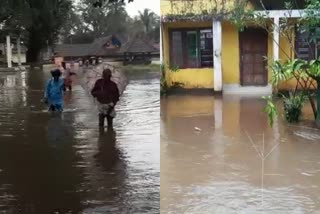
(161, 95, 320, 214)
(0, 68, 159, 213)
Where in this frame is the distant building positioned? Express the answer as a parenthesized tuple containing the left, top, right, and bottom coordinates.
(53, 35, 124, 65)
(53, 33, 161, 66)
(0, 43, 27, 64)
(120, 35, 160, 65)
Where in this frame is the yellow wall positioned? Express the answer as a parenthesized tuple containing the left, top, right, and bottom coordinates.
(163, 21, 214, 89)
(222, 22, 275, 85)
(162, 20, 280, 88)
(166, 68, 214, 89)
(161, 1, 298, 90)
(221, 22, 239, 84)
(161, 0, 256, 89)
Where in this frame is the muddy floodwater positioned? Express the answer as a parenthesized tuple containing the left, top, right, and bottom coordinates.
(161, 95, 320, 214)
(0, 68, 159, 213)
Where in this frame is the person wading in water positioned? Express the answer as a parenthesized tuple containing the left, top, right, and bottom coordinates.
(91, 69, 120, 129)
(44, 69, 66, 112)
(61, 61, 75, 91)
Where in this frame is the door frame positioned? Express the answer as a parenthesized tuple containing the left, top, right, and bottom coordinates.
(239, 28, 268, 86)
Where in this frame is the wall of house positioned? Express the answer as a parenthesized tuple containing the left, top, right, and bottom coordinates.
(221, 22, 240, 84)
(222, 22, 274, 85)
(163, 21, 214, 89)
(163, 20, 297, 90)
(12, 54, 26, 64)
(276, 30, 314, 90)
(161, 0, 299, 91)
(160, 0, 251, 16)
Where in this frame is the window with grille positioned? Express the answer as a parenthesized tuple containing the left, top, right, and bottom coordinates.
(295, 27, 320, 61)
(170, 28, 213, 68)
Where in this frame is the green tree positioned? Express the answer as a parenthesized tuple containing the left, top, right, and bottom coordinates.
(126, 16, 145, 37)
(138, 9, 156, 33)
(92, 0, 134, 8)
(148, 15, 160, 43)
(125, 14, 159, 43)
(1, 0, 72, 63)
(78, 0, 129, 38)
(60, 5, 91, 44)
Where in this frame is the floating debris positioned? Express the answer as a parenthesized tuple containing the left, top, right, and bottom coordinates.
(194, 127, 201, 131)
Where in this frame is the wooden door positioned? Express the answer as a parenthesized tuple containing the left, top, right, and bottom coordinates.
(240, 28, 268, 86)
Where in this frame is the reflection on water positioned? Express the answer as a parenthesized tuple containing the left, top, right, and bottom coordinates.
(161, 95, 320, 214)
(0, 69, 159, 213)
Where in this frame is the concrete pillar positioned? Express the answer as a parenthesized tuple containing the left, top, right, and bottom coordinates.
(160, 23, 163, 64)
(17, 36, 22, 66)
(213, 20, 222, 92)
(273, 17, 280, 61)
(6, 35, 12, 68)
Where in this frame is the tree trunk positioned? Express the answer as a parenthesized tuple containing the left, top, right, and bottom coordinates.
(26, 48, 40, 63)
(26, 31, 42, 63)
(316, 79, 320, 124)
(308, 94, 317, 120)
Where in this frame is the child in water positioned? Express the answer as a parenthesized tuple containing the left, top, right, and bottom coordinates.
(43, 69, 66, 112)
(61, 61, 76, 91)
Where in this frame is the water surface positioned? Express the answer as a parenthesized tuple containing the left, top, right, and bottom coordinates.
(161, 95, 320, 214)
(0, 68, 160, 213)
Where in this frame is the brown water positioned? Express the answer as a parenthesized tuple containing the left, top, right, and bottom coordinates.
(161, 95, 320, 214)
(0, 69, 159, 213)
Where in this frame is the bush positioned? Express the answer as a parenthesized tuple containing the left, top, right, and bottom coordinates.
(283, 92, 307, 123)
(160, 63, 168, 96)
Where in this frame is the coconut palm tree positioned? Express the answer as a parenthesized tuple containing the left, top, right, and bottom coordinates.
(138, 9, 156, 33)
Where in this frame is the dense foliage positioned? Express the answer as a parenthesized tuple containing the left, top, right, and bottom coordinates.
(0, 0, 159, 63)
(0, 0, 72, 62)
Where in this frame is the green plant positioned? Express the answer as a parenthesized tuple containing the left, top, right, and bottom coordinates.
(168, 64, 180, 72)
(263, 96, 278, 127)
(160, 63, 181, 96)
(264, 58, 320, 125)
(228, 0, 320, 125)
(283, 92, 308, 123)
(160, 63, 168, 96)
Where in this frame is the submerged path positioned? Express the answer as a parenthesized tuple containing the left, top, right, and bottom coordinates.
(0, 68, 160, 213)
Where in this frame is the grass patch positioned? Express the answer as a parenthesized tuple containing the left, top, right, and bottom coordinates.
(119, 63, 160, 73)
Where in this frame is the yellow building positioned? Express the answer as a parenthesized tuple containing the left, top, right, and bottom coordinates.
(160, 0, 313, 94)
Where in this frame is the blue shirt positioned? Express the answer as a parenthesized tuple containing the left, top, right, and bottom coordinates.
(44, 78, 65, 106)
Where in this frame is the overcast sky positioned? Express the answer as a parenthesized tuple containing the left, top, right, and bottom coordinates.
(125, 0, 160, 17)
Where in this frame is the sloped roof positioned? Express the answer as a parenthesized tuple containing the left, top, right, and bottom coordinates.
(54, 44, 91, 57)
(116, 34, 129, 44)
(120, 36, 159, 53)
(89, 35, 111, 55)
(54, 35, 124, 57)
(89, 35, 120, 56)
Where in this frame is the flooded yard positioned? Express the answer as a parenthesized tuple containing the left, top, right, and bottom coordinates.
(161, 95, 320, 214)
(0, 68, 160, 213)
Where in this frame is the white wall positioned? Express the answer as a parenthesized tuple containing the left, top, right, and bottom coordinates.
(12, 54, 26, 64)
